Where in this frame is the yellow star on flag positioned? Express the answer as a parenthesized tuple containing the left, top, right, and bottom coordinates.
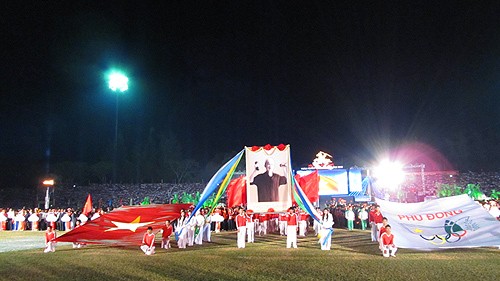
(105, 216, 154, 232)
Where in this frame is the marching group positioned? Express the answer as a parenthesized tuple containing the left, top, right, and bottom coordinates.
(140, 203, 396, 256)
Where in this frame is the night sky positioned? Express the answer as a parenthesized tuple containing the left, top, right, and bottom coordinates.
(1, 2, 499, 189)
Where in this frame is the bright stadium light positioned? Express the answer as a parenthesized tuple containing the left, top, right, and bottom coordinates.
(373, 159, 405, 190)
(108, 72, 129, 92)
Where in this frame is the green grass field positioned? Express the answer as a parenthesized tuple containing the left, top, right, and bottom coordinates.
(0, 229, 498, 281)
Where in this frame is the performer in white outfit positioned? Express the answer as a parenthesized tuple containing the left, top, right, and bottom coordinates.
(187, 211, 196, 246)
(28, 211, 40, 231)
(319, 208, 334, 250)
(313, 208, 321, 236)
(202, 209, 212, 242)
(194, 210, 205, 245)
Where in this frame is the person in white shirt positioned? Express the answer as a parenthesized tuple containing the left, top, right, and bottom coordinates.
(319, 208, 334, 250)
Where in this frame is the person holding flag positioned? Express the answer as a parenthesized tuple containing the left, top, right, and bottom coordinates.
(44, 225, 56, 253)
(160, 220, 173, 250)
(194, 210, 205, 245)
(369, 205, 383, 242)
(140, 226, 156, 255)
(319, 208, 334, 250)
(380, 225, 397, 257)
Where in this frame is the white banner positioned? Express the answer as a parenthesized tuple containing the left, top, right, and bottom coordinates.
(376, 194, 500, 249)
(245, 145, 292, 213)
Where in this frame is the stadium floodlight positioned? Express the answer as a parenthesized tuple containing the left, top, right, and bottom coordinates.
(108, 72, 129, 92)
(373, 159, 405, 190)
(106, 70, 129, 183)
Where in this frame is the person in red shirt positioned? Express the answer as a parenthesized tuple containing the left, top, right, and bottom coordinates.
(380, 225, 397, 257)
(141, 227, 156, 255)
(235, 208, 247, 248)
(161, 220, 173, 250)
(298, 211, 309, 237)
(44, 225, 56, 253)
(258, 213, 268, 236)
(286, 207, 298, 248)
(369, 205, 384, 242)
(246, 210, 255, 243)
(378, 217, 389, 238)
(278, 212, 287, 236)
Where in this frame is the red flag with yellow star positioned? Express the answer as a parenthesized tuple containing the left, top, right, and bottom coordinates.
(56, 204, 191, 245)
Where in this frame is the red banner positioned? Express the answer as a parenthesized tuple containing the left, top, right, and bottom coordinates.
(56, 204, 191, 245)
(294, 170, 319, 203)
(226, 176, 247, 207)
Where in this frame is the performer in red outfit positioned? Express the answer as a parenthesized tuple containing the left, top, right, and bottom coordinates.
(161, 220, 173, 249)
(235, 208, 247, 248)
(380, 225, 397, 257)
(286, 208, 298, 248)
(369, 205, 384, 242)
(44, 226, 56, 253)
(378, 217, 389, 238)
(141, 227, 156, 255)
(278, 212, 287, 236)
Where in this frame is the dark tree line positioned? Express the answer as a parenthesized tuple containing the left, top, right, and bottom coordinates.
(50, 129, 236, 184)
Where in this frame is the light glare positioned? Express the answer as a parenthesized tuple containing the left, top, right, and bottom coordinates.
(108, 72, 129, 92)
(373, 160, 404, 190)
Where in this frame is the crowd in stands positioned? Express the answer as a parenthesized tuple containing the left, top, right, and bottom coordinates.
(49, 183, 206, 210)
(1, 170, 500, 233)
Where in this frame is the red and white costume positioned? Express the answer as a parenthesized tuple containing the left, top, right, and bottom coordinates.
(258, 213, 268, 236)
(28, 212, 40, 231)
(380, 232, 397, 257)
(44, 229, 56, 253)
(369, 209, 383, 242)
(246, 212, 255, 243)
(14, 212, 26, 231)
(298, 213, 309, 236)
(61, 213, 72, 231)
(161, 224, 173, 249)
(141, 231, 156, 255)
(0, 210, 7, 231)
(286, 211, 298, 248)
(236, 213, 247, 248)
(211, 208, 224, 233)
(278, 213, 288, 236)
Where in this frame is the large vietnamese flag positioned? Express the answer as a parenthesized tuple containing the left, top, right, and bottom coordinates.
(56, 204, 191, 245)
(226, 176, 247, 208)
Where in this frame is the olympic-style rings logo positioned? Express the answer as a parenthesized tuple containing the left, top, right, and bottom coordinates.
(418, 219, 468, 245)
